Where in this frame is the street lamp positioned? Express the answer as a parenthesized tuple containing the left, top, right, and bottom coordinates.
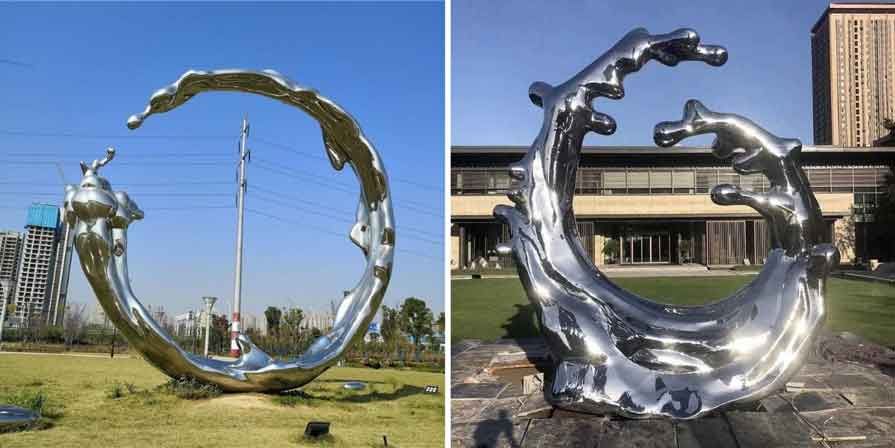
(202, 296, 217, 357)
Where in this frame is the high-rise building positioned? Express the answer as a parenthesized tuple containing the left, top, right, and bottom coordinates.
(0, 231, 21, 332)
(812, 3, 895, 146)
(0, 231, 22, 285)
(173, 310, 198, 337)
(0, 231, 22, 319)
(47, 221, 73, 326)
(12, 204, 71, 327)
(301, 310, 334, 332)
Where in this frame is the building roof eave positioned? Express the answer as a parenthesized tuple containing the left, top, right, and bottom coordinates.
(451, 145, 895, 155)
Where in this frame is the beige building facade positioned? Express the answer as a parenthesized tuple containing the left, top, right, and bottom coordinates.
(451, 146, 895, 269)
(813, 3, 895, 146)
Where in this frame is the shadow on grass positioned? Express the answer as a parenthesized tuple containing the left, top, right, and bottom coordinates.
(275, 384, 430, 406)
(499, 303, 554, 381)
(500, 303, 540, 341)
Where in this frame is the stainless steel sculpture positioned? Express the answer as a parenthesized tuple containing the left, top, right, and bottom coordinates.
(0, 405, 39, 432)
(494, 28, 838, 419)
(65, 70, 394, 392)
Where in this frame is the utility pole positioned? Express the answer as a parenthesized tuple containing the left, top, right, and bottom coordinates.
(230, 117, 250, 357)
(203, 296, 217, 357)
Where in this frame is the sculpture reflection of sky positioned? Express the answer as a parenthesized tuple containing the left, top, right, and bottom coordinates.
(0, 2, 444, 318)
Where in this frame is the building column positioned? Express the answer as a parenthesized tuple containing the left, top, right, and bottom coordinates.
(458, 225, 467, 269)
(593, 233, 605, 266)
(450, 235, 460, 270)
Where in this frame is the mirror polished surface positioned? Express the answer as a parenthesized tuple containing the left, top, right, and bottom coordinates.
(494, 28, 838, 419)
(0, 405, 39, 431)
(66, 69, 394, 392)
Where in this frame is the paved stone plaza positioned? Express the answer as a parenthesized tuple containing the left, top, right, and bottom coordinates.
(451, 334, 895, 447)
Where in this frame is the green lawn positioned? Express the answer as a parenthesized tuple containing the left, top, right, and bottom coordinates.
(0, 354, 443, 447)
(452, 276, 895, 347)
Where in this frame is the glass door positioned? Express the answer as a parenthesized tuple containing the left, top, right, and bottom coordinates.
(624, 232, 671, 264)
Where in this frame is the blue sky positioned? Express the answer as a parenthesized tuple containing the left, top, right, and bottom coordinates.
(0, 2, 445, 321)
(453, 0, 833, 147)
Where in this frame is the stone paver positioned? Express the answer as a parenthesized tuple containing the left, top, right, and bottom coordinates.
(674, 417, 738, 448)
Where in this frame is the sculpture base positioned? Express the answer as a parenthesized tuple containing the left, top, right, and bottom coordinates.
(451, 335, 895, 447)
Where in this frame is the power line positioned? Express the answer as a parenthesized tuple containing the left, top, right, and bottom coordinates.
(145, 206, 236, 211)
(0, 160, 231, 166)
(245, 207, 440, 263)
(251, 192, 441, 246)
(2, 128, 443, 203)
(252, 136, 328, 162)
(3, 153, 236, 160)
(251, 136, 443, 191)
(1, 203, 234, 209)
(2, 130, 443, 189)
(251, 185, 442, 239)
(253, 160, 357, 194)
(252, 161, 442, 216)
(0, 191, 231, 197)
(0, 129, 231, 140)
(0, 181, 233, 186)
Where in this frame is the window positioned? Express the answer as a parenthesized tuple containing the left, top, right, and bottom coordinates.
(603, 171, 627, 194)
(650, 170, 672, 193)
(626, 171, 649, 194)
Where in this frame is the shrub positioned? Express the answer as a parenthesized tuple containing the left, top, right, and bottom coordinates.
(105, 382, 138, 399)
(161, 376, 222, 400)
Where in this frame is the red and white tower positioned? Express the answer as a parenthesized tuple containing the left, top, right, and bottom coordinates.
(230, 117, 250, 357)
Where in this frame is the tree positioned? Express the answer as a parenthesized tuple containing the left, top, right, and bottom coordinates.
(435, 312, 445, 335)
(264, 306, 282, 336)
(281, 307, 304, 343)
(380, 305, 401, 355)
(212, 314, 230, 354)
(872, 169, 895, 260)
(834, 213, 857, 263)
(398, 297, 434, 350)
(63, 302, 87, 347)
(602, 239, 620, 264)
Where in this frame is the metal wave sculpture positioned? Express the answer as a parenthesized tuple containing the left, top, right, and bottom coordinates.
(494, 28, 839, 419)
(65, 70, 394, 392)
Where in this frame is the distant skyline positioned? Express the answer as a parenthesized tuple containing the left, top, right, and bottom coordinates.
(0, 2, 445, 318)
(453, 0, 834, 148)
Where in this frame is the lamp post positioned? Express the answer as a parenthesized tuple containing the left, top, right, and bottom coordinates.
(202, 296, 217, 357)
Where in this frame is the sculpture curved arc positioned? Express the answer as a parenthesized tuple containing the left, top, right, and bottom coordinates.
(494, 28, 838, 419)
(66, 69, 394, 392)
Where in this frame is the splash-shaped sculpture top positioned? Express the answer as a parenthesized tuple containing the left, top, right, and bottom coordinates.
(495, 29, 837, 419)
(66, 69, 394, 392)
(127, 69, 387, 204)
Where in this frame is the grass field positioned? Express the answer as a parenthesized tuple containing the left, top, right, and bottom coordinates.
(0, 354, 444, 447)
(452, 276, 895, 346)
